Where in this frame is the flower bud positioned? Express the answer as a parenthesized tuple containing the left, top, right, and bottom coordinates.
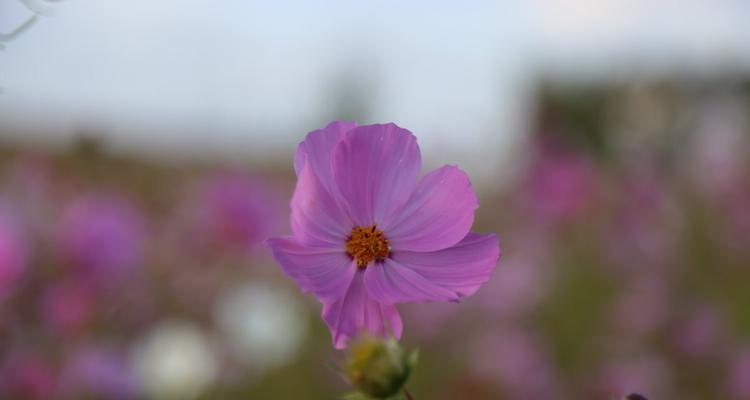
(344, 336, 417, 399)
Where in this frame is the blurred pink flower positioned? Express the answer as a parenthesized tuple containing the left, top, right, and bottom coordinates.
(520, 143, 597, 224)
(603, 173, 682, 273)
(469, 328, 563, 399)
(608, 275, 671, 339)
(476, 230, 554, 320)
(185, 173, 284, 254)
(58, 195, 145, 284)
(672, 304, 728, 361)
(62, 346, 138, 399)
(40, 280, 94, 335)
(0, 206, 28, 301)
(7, 155, 57, 218)
(0, 353, 58, 399)
(399, 301, 462, 343)
(727, 349, 750, 399)
(268, 122, 500, 348)
(477, 257, 546, 320)
(684, 97, 748, 197)
(594, 355, 674, 399)
(714, 182, 750, 254)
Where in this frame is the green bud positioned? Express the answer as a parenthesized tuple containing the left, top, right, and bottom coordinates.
(344, 336, 418, 399)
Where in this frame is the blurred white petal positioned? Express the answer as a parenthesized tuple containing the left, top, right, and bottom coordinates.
(214, 282, 307, 378)
(131, 321, 218, 400)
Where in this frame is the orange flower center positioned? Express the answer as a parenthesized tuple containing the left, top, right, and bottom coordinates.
(346, 225, 390, 268)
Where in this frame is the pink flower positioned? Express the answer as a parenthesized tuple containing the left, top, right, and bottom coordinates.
(0, 206, 28, 301)
(476, 229, 554, 320)
(727, 349, 750, 399)
(41, 279, 94, 335)
(468, 328, 563, 399)
(683, 97, 747, 197)
(672, 304, 727, 361)
(61, 346, 138, 399)
(607, 275, 671, 339)
(58, 195, 145, 285)
(0, 353, 59, 399)
(184, 173, 284, 255)
(267, 122, 500, 348)
(603, 172, 682, 273)
(594, 355, 674, 399)
(520, 142, 597, 224)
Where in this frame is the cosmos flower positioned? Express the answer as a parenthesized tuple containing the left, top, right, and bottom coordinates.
(727, 349, 750, 399)
(267, 121, 500, 348)
(40, 279, 94, 336)
(184, 173, 284, 255)
(476, 230, 554, 321)
(468, 328, 563, 399)
(683, 97, 747, 197)
(62, 346, 139, 400)
(520, 140, 597, 225)
(593, 355, 674, 400)
(0, 205, 28, 301)
(607, 275, 671, 339)
(603, 172, 682, 274)
(213, 282, 307, 377)
(671, 304, 727, 361)
(131, 321, 218, 400)
(58, 194, 145, 285)
(0, 353, 59, 399)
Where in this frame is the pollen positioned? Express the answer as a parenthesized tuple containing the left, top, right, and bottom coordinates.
(346, 225, 390, 268)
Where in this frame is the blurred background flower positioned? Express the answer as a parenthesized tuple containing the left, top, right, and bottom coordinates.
(213, 282, 308, 379)
(181, 173, 284, 257)
(131, 321, 218, 400)
(57, 194, 145, 287)
(0, 205, 28, 302)
(61, 345, 139, 399)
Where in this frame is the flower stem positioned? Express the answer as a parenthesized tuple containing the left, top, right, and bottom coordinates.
(403, 387, 414, 400)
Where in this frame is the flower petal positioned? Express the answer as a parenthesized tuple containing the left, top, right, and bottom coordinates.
(266, 236, 355, 303)
(322, 270, 403, 349)
(364, 258, 460, 304)
(294, 121, 357, 195)
(390, 232, 500, 298)
(290, 161, 353, 246)
(332, 123, 421, 227)
(384, 165, 478, 252)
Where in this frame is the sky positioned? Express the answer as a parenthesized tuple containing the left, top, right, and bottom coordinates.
(1, 0, 750, 181)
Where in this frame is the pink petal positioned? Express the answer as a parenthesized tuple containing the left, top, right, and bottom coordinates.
(331, 123, 421, 227)
(390, 232, 500, 298)
(294, 121, 357, 195)
(384, 165, 478, 252)
(267, 236, 355, 303)
(322, 270, 402, 349)
(291, 161, 353, 246)
(363, 258, 460, 304)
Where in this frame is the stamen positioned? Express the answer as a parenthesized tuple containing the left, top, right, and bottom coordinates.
(346, 225, 390, 268)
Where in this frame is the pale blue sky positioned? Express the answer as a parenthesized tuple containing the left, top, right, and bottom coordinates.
(1, 0, 749, 180)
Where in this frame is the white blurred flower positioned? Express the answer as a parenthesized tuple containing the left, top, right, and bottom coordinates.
(131, 320, 218, 400)
(214, 282, 307, 377)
